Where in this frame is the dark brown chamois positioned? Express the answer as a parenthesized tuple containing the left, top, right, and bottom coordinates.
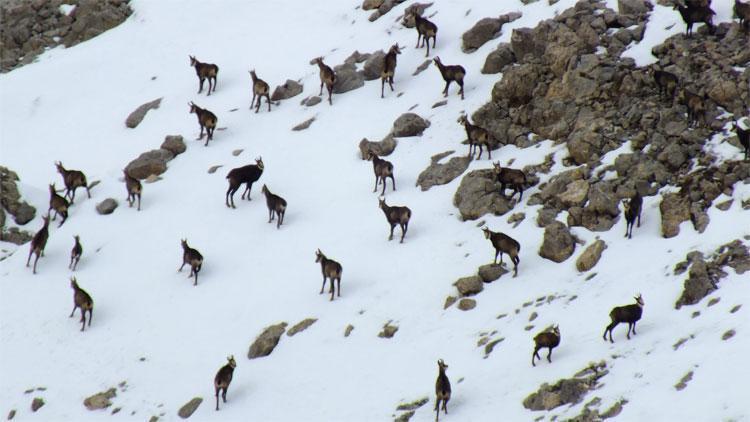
(650, 68, 678, 100)
(674, 1, 715, 37)
(214, 355, 236, 411)
(378, 197, 411, 243)
(603, 294, 644, 343)
(678, 88, 707, 128)
(492, 162, 527, 201)
(412, 12, 437, 57)
(249, 69, 271, 113)
(532, 325, 561, 367)
(26, 214, 50, 274)
(315, 249, 342, 301)
(189, 55, 219, 95)
(179, 239, 203, 286)
(434, 359, 451, 422)
(623, 191, 643, 239)
(225, 157, 264, 208)
(367, 152, 395, 195)
(188, 101, 217, 146)
(433, 57, 465, 100)
(482, 227, 520, 277)
(123, 169, 142, 211)
(314, 57, 336, 105)
(55, 161, 90, 204)
(48, 183, 69, 227)
(69, 277, 93, 332)
(457, 115, 491, 159)
(733, 120, 749, 160)
(69, 235, 82, 271)
(261, 184, 287, 229)
(381, 44, 402, 98)
(736, 0, 750, 29)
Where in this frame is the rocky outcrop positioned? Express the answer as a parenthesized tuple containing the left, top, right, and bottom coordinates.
(538, 222, 575, 263)
(523, 362, 608, 411)
(125, 98, 162, 129)
(126, 148, 176, 180)
(0, 166, 36, 227)
(461, 12, 522, 53)
(248, 322, 287, 359)
(481, 43, 515, 74)
(660, 193, 691, 238)
(391, 113, 430, 137)
(271, 80, 303, 101)
(453, 169, 514, 221)
(416, 151, 471, 191)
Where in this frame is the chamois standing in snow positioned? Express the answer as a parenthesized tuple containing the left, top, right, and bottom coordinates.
(179, 239, 203, 286)
(48, 183, 69, 227)
(225, 157, 264, 208)
(69, 235, 82, 271)
(492, 162, 527, 201)
(367, 152, 395, 195)
(412, 12, 437, 57)
(69, 277, 93, 332)
(214, 355, 236, 411)
(603, 294, 645, 343)
(314, 57, 335, 105)
(482, 227, 520, 277)
(378, 197, 411, 243)
(249, 69, 271, 113)
(433, 57, 465, 100)
(261, 184, 287, 229)
(674, 0, 715, 37)
(434, 359, 451, 422)
(189, 55, 219, 95)
(123, 169, 142, 211)
(26, 214, 50, 274)
(532, 325, 561, 367)
(623, 191, 643, 239)
(315, 249, 342, 301)
(381, 44, 402, 98)
(733, 119, 749, 160)
(55, 161, 90, 204)
(188, 102, 217, 146)
(457, 115, 491, 159)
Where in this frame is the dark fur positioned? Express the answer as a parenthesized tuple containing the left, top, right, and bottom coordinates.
(55, 161, 90, 204)
(458, 115, 491, 159)
(733, 120, 749, 160)
(189, 55, 219, 95)
(736, 0, 750, 29)
(261, 184, 287, 229)
(214, 356, 236, 411)
(651, 69, 678, 99)
(674, 1, 715, 37)
(69, 235, 82, 271)
(532, 326, 561, 367)
(482, 227, 520, 277)
(413, 12, 437, 57)
(123, 169, 142, 211)
(188, 102, 217, 146)
(315, 249, 343, 301)
(492, 162, 527, 201)
(368, 152, 395, 195)
(314, 57, 336, 105)
(48, 183, 69, 227)
(249, 70, 271, 113)
(379, 197, 411, 243)
(26, 215, 50, 274)
(434, 359, 451, 422)
(678, 89, 707, 128)
(179, 239, 204, 286)
(623, 191, 643, 239)
(69, 277, 93, 332)
(603, 294, 644, 343)
(225, 157, 264, 208)
(433, 57, 465, 100)
(381, 44, 402, 98)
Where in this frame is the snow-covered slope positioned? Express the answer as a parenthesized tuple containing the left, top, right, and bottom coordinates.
(1, 0, 747, 421)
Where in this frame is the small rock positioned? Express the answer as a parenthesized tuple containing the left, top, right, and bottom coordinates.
(177, 397, 202, 419)
(507, 212, 525, 228)
(458, 298, 477, 311)
(125, 149, 172, 179)
(344, 324, 354, 337)
(432, 100, 448, 108)
(444, 296, 457, 309)
(160, 135, 186, 156)
(396, 397, 429, 411)
(248, 322, 287, 359)
(478, 264, 508, 282)
(412, 59, 431, 76)
(287, 318, 317, 336)
(7, 409, 16, 420)
(378, 321, 399, 338)
(125, 98, 162, 128)
(715, 199, 733, 211)
(292, 117, 315, 131)
(96, 198, 118, 215)
(271, 80, 303, 101)
(232, 149, 243, 156)
(207, 165, 222, 174)
(31, 398, 44, 412)
(303, 96, 322, 107)
(12, 202, 36, 225)
(722, 329, 735, 340)
(454, 275, 484, 296)
(674, 371, 693, 391)
(576, 240, 607, 272)
(416, 152, 470, 191)
(391, 113, 430, 137)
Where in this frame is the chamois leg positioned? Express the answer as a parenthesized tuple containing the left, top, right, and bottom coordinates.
(603, 321, 617, 343)
(88, 308, 92, 326)
(319, 81, 324, 96)
(193, 268, 198, 286)
(320, 276, 327, 294)
(443, 81, 450, 97)
(388, 76, 395, 92)
(327, 86, 333, 105)
(58, 211, 67, 228)
(388, 223, 395, 241)
(381, 78, 386, 98)
(416, 33, 421, 48)
(442, 399, 448, 413)
(222, 386, 228, 403)
(400, 223, 407, 243)
(486, 143, 492, 160)
(255, 96, 261, 113)
(215, 387, 220, 411)
(136, 194, 141, 211)
(241, 183, 253, 201)
(632, 321, 637, 335)
(179, 261, 186, 272)
(547, 347, 553, 363)
(226, 186, 237, 208)
(637, 211, 641, 228)
(391, 175, 396, 192)
(330, 280, 335, 301)
(381, 177, 387, 196)
(207, 78, 213, 96)
(69, 188, 77, 204)
(197, 125, 204, 140)
(337, 278, 341, 297)
(251, 93, 257, 110)
(476, 144, 484, 160)
(434, 399, 441, 421)
(70, 304, 77, 318)
(26, 248, 33, 267)
(268, 208, 273, 223)
(425, 38, 430, 57)
(266, 94, 271, 112)
(458, 80, 464, 100)
(532, 346, 540, 366)
(373, 176, 379, 193)
(33, 254, 40, 274)
(198, 77, 204, 94)
(493, 249, 499, 264)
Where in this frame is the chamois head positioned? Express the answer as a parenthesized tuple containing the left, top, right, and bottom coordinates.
(70, 276, 79, 289)
(181, 239, 189, 250)
(55, 161, 65, 172)
(226, 355, 236, 368)
(551, 324, 560, 336)
(389, 44, 402, 55)
(315, 249, 324, 263)
(482, 226, 492, 239)
(457, 114, 468, 125)
(437, 359, 448, 370)
(378, 196, 388, 209)
(492, 161, 503, 173)
(189, 55, 197, 66)
(188, 101, 198, 114)
(255, 156, 264, 171)
(634, 293, 644, 306)
(433, 56, 443, 66)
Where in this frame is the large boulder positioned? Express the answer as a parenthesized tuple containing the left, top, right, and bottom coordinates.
(362, 0, 384, 10)
(359, 134, 397, 159)
(454, 275, 484, 296)
(125, 149, 173, 180)
(332, 63, 364, 94)
(538, 221, 575, 263)
(453, 169, 513, 220)
(391, 113, 430, 137)
(416, 151, 471, 191)
(461, 13, 521, 53)
(660, 193, 691, 238)
(248, 322, 287, 359)
(271, 80, 303, 101)
(0, 166, 36, 225)
(178, 397, 203, 419)
(576, 240, 607, 272)
(362, 51, 386, 81)
(125, 98, 161, 129)
(674, 254, 715, 309)
(160, 135, 186, 156)
(491, 63, 542, 106)
(481, 43, 515, 74)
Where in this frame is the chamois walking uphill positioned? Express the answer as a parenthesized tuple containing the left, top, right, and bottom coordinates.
(225, 157, 264, 208)
(69, 277, 93, 332)
(532, 325, 561, 367)
(674, 0, 715, 37)
(433, 57, 465, 100)
(55, 161, 90, 204)
(214, 355, 236, 411)
(482, 227, 520, 277)
(733, 119, 749, 160)
(261, 184, 287, 229)
(189, 55, 219, 95)
(69, 235, 82, 271)
(378, 197, 411, 243)
(623, 191, 643, 239)
(603, 294, 645, 343)
(412, 11, 437, 57)
(492, 162, 527, 201)
(434, 359, 451, 422)
(123, 169, 142, 211)
(249, 69, 271, 113)
(367, 152, 395, 195)
(48, 183, 70, 227)
(314, 57, 335, 105)
(315, 249, 342, 301)
(188, 102, 217, 146)
(26, 214, 50, 275)
(457, 115, 491, 159)
(179, 239, 203, 286)
(380, 44, 402, 98)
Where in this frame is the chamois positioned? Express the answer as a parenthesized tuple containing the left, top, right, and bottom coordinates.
(650, 68, 678, 99)
(179, 239, 203, 286)
(367, 152, 396, 195)
(433, 57, 465, 100)
(492, 162, 527, 201)
(482, 227, 520, 277)
(674, 0, 715, 37)
(532, 325, 561, 367)
(315, 249, 343, 301)
(733, 119, 749, 160)
(189, 55, 219, 95)
(25, 214, 50, 274)
(623, 191, 643, 239)
(188, 102, 217, 146)
(48, 183, 69, 227)
(214, 355, 236, 411)
(678, 88, 706, 128)
(603, 294, 645, 343)
(378, 197, 411, 243)
(248, 70, 271, 113)
(457, 115, 491, 159)
(55, 161, 90, 204)
(261, 184, 287, 229)
(412, 12, 437, 57)
(434, 359, 451, 422)
(381, 44, 402, 98)
(69, 235, 82, 271)
(225, 157, 264, 208)
(69, 277, 93, 332)
(123, 169, 142, 211)
(736, 0, 750, 29)
(314, 57, 336, 105)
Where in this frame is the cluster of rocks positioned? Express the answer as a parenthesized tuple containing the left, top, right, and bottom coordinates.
(0, 166, 37, 245)
(1, 0, 132, 72)
(125, 135, 187, 180)
(361, 0, 407, 22)
(247, 318, 318, 359)
(523, 361, 608, 411)
(358, 112, 430, 159)
(462, 12, 522, 53)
